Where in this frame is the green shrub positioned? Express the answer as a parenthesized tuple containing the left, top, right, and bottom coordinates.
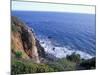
(57, 58, 76, 71)
(11, 60, 37, 75)
(47, 58, 76, 71)
(15, 51, 22, 58)
(11, 57, 77, 75)
(11, 59, 55, 75)
(79, 57, 96, 69)
(66, 52, 81, 63)
(36, 64, 54, 73)
(47, 62, 65, 71)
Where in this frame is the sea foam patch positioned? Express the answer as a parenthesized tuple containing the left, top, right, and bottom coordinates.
(39, 37, 94, 59)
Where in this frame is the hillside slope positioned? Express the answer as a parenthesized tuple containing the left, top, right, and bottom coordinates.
(11, 16, 45, 63)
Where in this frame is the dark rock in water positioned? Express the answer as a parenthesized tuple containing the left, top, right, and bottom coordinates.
(52, 47, 55, 51)
(45, 53, 58, 61)
(31, 28, 34, 33)
(48, 36, 52, 39)
(41, 42, 45, 44)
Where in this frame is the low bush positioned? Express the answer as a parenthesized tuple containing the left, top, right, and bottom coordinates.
(11, 59, 54, 75)
(47, 58, 76, 71)
(66, 52, 81, 63)
(57, 58, 76, 71)
(79, 57, 96, 69)
(15, 51, 22, 58)
(47, 62, 65, 71)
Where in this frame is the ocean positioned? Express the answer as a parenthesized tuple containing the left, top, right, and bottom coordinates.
(12, 11, 96, 59)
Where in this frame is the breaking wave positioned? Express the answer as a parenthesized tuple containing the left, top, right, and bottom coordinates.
(37, 35, 94, 59)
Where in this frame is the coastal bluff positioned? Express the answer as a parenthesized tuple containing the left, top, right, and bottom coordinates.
(11, 16, 45, 63)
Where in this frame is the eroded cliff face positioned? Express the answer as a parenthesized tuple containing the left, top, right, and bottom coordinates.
(11, 16, 45, 63)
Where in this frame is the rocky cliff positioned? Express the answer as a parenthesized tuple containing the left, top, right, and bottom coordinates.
(11, 16, 45, 63)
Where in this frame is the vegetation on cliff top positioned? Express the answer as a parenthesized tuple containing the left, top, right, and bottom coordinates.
(11, 52, 96, 75)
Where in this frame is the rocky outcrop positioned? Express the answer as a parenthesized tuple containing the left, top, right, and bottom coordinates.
(11, 16, 45, 63)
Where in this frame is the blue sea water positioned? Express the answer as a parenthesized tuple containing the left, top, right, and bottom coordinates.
(12, 11, 96, 59)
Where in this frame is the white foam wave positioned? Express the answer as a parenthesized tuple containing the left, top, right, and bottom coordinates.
(39, 37, 94, 59)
